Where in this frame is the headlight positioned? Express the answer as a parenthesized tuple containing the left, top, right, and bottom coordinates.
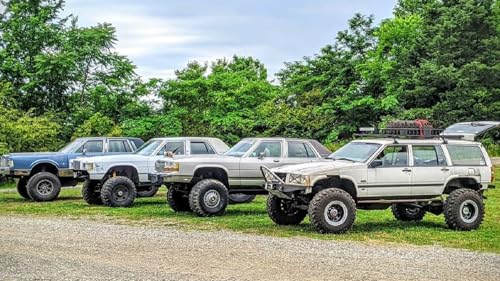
(83, 163, 95, 171)
(156, 161, 179, 172)
(7, 159, 14, 167)
(288, 174, 310, 186)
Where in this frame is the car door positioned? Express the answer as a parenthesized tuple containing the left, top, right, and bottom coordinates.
(366, 145, 412, 197)
(410, 145, 450, 196)
(284, 141, 319, 165)
(147, 141, 186, 174)
(74, 139, 105, 157)
(239, 140, 284, 186)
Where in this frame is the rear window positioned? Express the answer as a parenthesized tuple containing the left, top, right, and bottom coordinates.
(447, 145, 486, 166)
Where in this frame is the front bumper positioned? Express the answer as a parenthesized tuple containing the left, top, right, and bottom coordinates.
(148, 172, 193, 185)
(0, 166, 12, 176)
(260, 166, 308, 198)
(0, 167, 29, 177)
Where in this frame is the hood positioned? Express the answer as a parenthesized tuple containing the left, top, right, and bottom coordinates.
(271, 160, 365, 176)
(77, 154, 147, 163)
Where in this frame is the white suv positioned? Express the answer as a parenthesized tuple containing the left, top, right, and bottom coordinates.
(261, 138, 495, 233)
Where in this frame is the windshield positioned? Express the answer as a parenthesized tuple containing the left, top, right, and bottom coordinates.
(135, 140, 164, 156)
(328, 142, 381, 162)
(225, 139, 256, 157)
(443, 122, 499, 135)
(59, 139, 85, 153)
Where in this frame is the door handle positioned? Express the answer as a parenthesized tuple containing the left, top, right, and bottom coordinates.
(273, 160, 280, 163)
(402, 168, 412, 172)
(441, 168, 450, 172)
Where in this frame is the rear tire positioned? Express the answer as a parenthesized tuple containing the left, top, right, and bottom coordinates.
(229, 193, 256, 204)
(267, 195, 307, 225)
(167, 187, 191, 212)
(16, 177, 30, 200)
(308, 188, 356, 234)
(82, 180, 103, 205)
(189, 179, 229, 217)
(137, 185, 160, 197)
(444, 188, 484, 230)
(26, 172, 61, 202)
(391, 204, 426, 221)
(100, 176, 137, 207)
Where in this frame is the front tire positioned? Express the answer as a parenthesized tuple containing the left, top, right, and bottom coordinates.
(100, 176, 137, 207)
(267, 195, 307, 225)
(167, 187, 191, 212)
(137, 185, 160, 198)
(26, 172, 61, 202)
(82, 180, 103, 205)
(308, 188, 356, 234)
(16, 177, 30, 200)
(444, 189, 484, 231)
(391, 204, 426, 221)
(189, 179, 229, 217)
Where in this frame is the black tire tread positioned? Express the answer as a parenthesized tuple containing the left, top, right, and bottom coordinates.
(16, 177, 30, 200)
(167, 188, 191, 212)
(444, 188, 484, 231)
(26, 172, 61, 202)
(82, 180, 103, 205)
(137, 185, 160, 198)
(308, 188, 356, 234)
(100, 176, 137, 207)
(267, 195, 307, 225)
(189, 179, 229, 217)
(229, 193, 256, 204)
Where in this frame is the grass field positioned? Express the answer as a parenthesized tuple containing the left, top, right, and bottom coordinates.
(1, 168, 499, 253)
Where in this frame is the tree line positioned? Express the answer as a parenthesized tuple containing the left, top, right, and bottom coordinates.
(0, 0, 498, 154)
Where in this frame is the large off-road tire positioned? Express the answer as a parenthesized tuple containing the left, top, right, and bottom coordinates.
(267, 195, 307, 225)
(308, 188, 356, 234)
(26, 172, 61, 202)
(444, 188, 484, 231)
(167, 187, 191, 212)
(391, 204, 426, 221)
(228, 193, 256, 204)
(189, 179, 229, 217)
(16, 177, 30, 200)
(100, 176, 137, 207)
(82, 180, 103, 205)
(137, 185, 160, 198)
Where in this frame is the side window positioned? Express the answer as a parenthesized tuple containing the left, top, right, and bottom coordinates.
(375, 145, 408, 167)
(412, 145, 446, 166)
(288, 142, 316, 158)
(190, 142, 215, 155)
(108, 140, 132, 153)
(76, 140, 104, 153)
(250, 141, 282, 158)
(157, 141, 185, 156)
(447, 145, 486, 166)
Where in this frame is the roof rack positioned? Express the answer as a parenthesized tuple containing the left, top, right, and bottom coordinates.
(354, 127, 446, 143)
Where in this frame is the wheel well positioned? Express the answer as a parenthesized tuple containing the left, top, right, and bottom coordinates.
(192, 167, 228, 186)
(444, 177, 481, 194)
(312, 176, 357, 199)
(103, 166, 139, 184)
(30, 163, 58, 176)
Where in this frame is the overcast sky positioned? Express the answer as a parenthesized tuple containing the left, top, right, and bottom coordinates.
(65, 0, 397, 80)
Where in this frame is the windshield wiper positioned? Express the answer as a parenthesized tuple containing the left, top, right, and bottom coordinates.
(331, 157, 356, 162)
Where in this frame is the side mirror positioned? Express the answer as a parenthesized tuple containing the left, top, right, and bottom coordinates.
(82, 148, 87, 156)
(370, 159, 383, 168)
(258, 151, 265, 159)
(165, 151, 174, 157)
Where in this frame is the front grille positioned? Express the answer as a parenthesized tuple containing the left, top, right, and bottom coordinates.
(71, 160, 81, 170)
(0, 156, 8, 167)
(275, 173, 287, 182)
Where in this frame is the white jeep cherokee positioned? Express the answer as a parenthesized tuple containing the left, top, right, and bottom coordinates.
(261, 138, 495, 233)
(71, 137, 229, 207)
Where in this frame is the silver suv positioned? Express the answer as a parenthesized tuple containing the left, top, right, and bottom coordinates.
(261, 138, 495, 233)
(150, 138, 331, 216)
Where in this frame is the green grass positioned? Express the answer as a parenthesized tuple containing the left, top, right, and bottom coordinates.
(0, 169, 499, 253)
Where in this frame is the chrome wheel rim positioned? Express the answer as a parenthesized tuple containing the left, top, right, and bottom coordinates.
(36, 180, 54, 195)
(324, 200, 348, 226)
(113, 185, 129, 202)
(460, 200, 478, 223)
(203, 190, 221, 208)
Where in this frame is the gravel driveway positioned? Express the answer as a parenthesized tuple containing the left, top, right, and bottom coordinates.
(0, 216, 499, 281)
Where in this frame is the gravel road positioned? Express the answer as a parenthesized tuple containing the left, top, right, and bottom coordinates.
(0, 216, 499, 281)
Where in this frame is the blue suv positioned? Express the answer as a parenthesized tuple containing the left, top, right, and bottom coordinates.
(0, 137, 144, 201)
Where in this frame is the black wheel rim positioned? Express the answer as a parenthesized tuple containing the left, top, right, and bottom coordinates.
(36, 180, 54, 195)
(113, 185, 129, 202)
